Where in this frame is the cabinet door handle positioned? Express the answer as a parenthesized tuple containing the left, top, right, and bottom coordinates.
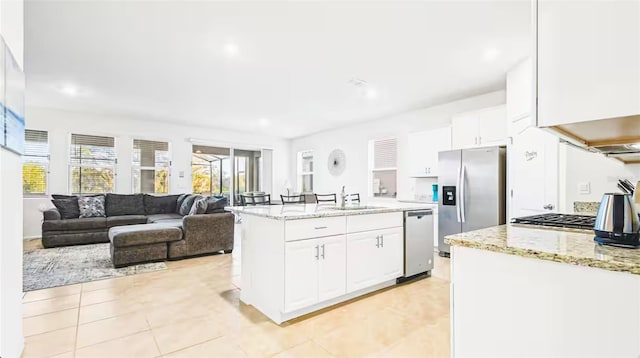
(375, 235, 380, 248)
(315, 245, 319, 260)
(321, 244, 325, 259)
(381, 235, 384, 248)
(314, 226, 328, 230)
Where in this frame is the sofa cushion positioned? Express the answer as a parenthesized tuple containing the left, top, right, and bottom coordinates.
(107, 215, 149, 228)
(150, 219, 183, 228)
(144, 194, 180, 215)
(178, 194, 198, 216)
(79, 195, 106, 218)
(52, 194, 101, 200)
(105, 194, 145, 216)
(108, 224, 183, 247)
(42, 217, 107, 232)
(189, 196, 207, 215)
(175, 194, 188, 214)
(205, 196, 228, 214)
(147, 213, 183, 223)
(51, 198, 80, 219)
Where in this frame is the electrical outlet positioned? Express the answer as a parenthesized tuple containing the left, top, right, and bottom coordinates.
(578, 182, 590, 195)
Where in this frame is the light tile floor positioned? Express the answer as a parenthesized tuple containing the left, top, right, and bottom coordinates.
(22, 232, 451, 357)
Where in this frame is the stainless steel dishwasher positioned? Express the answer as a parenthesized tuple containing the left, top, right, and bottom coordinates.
(398, 209, 434, 282)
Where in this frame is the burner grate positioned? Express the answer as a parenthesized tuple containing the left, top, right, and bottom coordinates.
(511, 213, 596, 230)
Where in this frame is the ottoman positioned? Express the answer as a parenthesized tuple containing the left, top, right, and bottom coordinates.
(108, 224, 183, 268)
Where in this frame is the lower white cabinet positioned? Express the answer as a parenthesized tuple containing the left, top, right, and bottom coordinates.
(346, 227, 403, 293)
(284, 235, 346, 312)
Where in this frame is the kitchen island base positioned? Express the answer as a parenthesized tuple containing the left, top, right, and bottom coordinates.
(451, 245, 640, 357)
(234, 207, 411, 325)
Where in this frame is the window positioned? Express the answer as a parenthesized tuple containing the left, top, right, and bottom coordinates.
(370, 138, 397, 198)
(233, 149, 261, 201)
(69, 134, 116, 194)
(132, 139, 170, 194)
(191, 145, 230, 195)
(297, 150, 313, 193)
(23, 130, 49, 195)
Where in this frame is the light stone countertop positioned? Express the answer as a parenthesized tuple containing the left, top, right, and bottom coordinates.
(445, 225, 640, 275)
(225, 202, 433, 220)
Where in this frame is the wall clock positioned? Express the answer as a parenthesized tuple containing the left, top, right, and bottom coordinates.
(327, 149, 346, 176)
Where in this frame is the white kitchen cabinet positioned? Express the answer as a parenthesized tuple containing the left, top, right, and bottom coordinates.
(284, 235, 346, 312)
(407, 127, 452, 177)
(377, 228, 404, 282)
(317, 235, 347, 302)
(284, 238, 321, 312)
(507, 58, 533, 123)
(452, 105, 507, 149)
(536, 0, 640, 127)
(345, 231, 381, 292)
(346, 227, 404, 293)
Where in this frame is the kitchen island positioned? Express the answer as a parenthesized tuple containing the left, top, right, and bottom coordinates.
(445, 225, 640, 357)
(226, 203, 430, 324)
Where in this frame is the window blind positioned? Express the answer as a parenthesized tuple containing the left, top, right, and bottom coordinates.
(23, 129, 49, 195)
(132, 139, 170, 194)
(373, 138, 398, 169)
(69, 133, 116, 194)
(133, 139, 169, 167)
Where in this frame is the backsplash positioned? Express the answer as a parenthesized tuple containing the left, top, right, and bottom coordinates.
(573, 201, 600, 215)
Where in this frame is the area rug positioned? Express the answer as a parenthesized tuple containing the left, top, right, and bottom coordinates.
(23, 243, 167, 291)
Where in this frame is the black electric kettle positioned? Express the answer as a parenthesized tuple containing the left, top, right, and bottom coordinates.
(594, 193, 640, 248)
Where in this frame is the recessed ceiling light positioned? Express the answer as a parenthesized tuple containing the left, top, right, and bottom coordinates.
(259, 118, 270, 127)
(59, 84, 78, 97)
(483, 47, 501, 62)
(223, 42, 239, 57)
(364, 87, 378, 100)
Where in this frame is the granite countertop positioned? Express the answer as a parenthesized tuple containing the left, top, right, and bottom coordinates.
(445, 225, 640, 275)
(225, 202, 433, 220)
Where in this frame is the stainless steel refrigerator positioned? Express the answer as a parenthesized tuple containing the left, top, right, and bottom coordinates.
(438, 146, 506, 256)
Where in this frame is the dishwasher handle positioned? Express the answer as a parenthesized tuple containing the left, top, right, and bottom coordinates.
(405, 210, 433, 218)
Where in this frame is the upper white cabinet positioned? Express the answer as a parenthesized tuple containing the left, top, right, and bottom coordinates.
(407, 127, 451, 177)
(452, 105, 507, 149)
(537, 0, 640, 127)
(507, 58, 533, 123)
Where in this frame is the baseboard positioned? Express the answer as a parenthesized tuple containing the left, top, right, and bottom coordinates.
(23, 235, 42, 240)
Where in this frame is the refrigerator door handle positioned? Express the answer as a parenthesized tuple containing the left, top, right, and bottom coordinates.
(456, 165, 462, 223)
(460, 165, 467, 223)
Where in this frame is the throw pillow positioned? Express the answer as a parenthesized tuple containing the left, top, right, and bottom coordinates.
(178, 194, 198, 216)
(51, 198, 80, 219)
(144, 194, 180, 215)
(78, 195, 106, 218)
(105, 194, 145, 216)
(189, 196, 208, 215)
(205, 196, 229, 214)
(176, 194, 188, 214)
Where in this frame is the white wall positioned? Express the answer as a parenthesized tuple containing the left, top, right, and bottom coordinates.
(559, 144, 640, 212)
(0, 0, 24, 355)
(289, 91, 506, 201)
(23, 107, 290, 238)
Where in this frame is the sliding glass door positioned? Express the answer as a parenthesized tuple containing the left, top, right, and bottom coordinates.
(191, 145, 262, 204)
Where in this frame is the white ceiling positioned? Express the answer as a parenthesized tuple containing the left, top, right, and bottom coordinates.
(25, 0, 531, 139)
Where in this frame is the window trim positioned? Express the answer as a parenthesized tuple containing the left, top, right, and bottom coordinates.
(368, 137, 398, 199)
(131, 139, 171, 194)
(296, 150, 314, 193)
(68, 132, 118, 195)
(23, 129, 50, 197)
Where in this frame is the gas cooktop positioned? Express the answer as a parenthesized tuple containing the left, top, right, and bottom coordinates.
(511, 213, 596, 230)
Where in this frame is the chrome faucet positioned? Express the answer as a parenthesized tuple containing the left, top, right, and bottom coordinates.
(340, 186, 347, 208)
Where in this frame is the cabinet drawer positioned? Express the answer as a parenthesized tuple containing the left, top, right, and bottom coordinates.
(285, 216, 346, 241)
(346, 212, 402, 233)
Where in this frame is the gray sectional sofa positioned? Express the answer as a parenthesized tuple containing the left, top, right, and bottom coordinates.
(42, 193, 234, 265)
